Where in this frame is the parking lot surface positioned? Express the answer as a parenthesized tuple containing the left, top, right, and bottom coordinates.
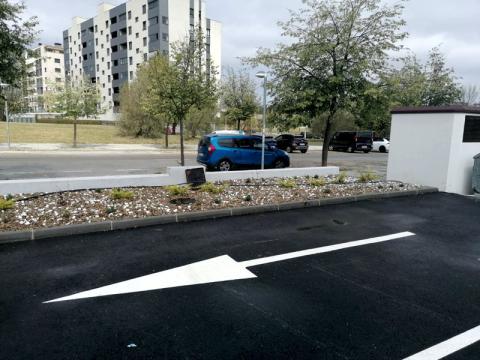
(1, 193, 479, 359)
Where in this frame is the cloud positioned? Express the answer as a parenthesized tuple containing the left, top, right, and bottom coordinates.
(23, 0, 480, 85)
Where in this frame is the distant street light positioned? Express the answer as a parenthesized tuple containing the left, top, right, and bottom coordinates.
(0, 82, 10, 149)
(255, 71, 267, 170)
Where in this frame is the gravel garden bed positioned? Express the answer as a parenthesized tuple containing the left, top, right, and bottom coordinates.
(0, 175, 422, 232)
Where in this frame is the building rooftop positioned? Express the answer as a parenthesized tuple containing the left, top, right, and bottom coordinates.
(391, 105, 480, 115)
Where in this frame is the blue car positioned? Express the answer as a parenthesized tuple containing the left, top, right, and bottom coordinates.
(197, 134, 290, 171)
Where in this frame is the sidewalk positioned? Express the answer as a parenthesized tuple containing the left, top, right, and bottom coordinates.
(0, 143, 324, 153)
(0, 143, 198, 153)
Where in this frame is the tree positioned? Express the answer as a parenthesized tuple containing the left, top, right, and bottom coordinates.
(462, 85, 479, 105)
(247, 0, 407, 166)
(143, 28, 218, 166)
(0, 0, 38, 88)
(185, 105, 218, 138)
(45, 79, 101, 147)
(220, 68, 259, 130)
(118, 72, 166, 139)
(423, 47, 462, 106)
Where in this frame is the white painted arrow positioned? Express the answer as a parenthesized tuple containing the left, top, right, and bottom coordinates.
(44, 232, 414, 303)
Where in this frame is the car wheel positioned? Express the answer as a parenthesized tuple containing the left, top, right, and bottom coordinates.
(328, 145, 334, 151)
(363, 150, 370, 154)
(274, 159, 286, 168)
(301, 150, 308, 154)
(379, 146, 386, 153)
(217, 159, 233, 172)
(347, 146, 354, 153)
(286, 146, 293, 153)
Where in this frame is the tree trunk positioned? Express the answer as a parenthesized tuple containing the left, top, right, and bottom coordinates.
(172, 123, 177, 135)
(73, 117, 78, 148)
(321, 112, 335, 167)
(237, 119, 241, 131)
(180, 119, 185, 166)
(165, 125, 169, 149)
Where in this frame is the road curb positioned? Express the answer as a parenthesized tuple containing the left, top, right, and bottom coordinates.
(0, 187, 438, 245)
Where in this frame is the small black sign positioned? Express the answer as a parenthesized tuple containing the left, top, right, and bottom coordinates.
(185, 168, 207, 185)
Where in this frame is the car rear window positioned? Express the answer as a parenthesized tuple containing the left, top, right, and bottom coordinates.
(198, 137, 210, 147)
(358, 132, 373, 138)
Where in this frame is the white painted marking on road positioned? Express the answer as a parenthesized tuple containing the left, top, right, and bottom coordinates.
(44, 232, 415, 303)
(403, 325, 480, 360)
(241, 232, 415, 267)
(44, 256, 256, 303)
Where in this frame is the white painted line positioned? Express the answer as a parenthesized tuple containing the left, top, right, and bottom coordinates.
(44, 231, 415, 303)
(403, 325, 480, 360)
(241, 232, 415, 268)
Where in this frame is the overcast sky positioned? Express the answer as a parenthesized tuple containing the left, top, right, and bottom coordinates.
(23, 0, 480, 86)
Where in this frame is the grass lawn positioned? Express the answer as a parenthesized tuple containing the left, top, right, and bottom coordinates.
(0, 122, 197, 145)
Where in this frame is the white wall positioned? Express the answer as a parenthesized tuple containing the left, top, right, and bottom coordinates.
(387, 112, 480, 195)
(387, 113, 454, 191)
(209, 19, 222, 81)
(446, 113, 480, 194)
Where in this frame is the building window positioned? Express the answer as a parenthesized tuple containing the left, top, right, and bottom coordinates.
(149, 16, 158, 26)
(97, 64, 100, 71)
(143, 37, 147, 46)
(128, 26, 132, 35)
(111, 16, 117, 25)
(463, 116, 480, 143)
(149, 33, 159, 42)
(95, 38, 98, 46)
(55, 68, 62, 73)
(105, 20, 109, 28)
(119, 13, 126, 21)
(111, 31, 118, 39)
(136, 48, 140, 54)
(107, 62, 110, 69)
(129, 57, 133, 65)
(54, 58, 61, 63)
(135, 17, 139, 23)
(128, 11, 132, 20)
(143, 21, 147, 31)
(148, 0, 158, 10)
(162, 33, 168, 41)
(95, 25, 98, 33)
(143, 53, 148, 62)
(136, 33, 139, 39)
(142, 4, 146, 14)
(162, 16, 168, 25)
(108, 75, 111, 82)
(96, 51, 99, 59)
(129, 41, 132, 50)
(130, 71, 133, 79)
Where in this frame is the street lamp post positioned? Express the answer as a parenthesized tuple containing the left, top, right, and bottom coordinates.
(0, 83, 10, 149)
(256, 71, 267, 170)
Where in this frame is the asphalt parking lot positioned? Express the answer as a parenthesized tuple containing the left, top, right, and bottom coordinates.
(1, 193, 479, 359)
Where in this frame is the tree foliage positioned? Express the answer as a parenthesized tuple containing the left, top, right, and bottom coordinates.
(45, 79, 101, 147)
(0, 0, 38, 86)
(246, 0, 407, 166)
(220, 67, 259, 130)
(140, 28, 218, 165)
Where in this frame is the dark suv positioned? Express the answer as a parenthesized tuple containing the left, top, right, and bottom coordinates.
(197, 135, 290, 171)
(329, 131, 373, 153)
(275, 134, 309, 153)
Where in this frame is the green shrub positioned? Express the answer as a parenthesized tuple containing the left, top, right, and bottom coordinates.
(358, 171, 378, 183)
(106, 206, 117, 214)
(323, 188, 332, 194)
(309, 177, 326, 187)
(0, 198, 15, 211)
(278, 179, 297, 189)
(110, 189, 135, 201)
(199, 182, 225, 194)
(335, 172, 348, 184)
(214, 198, 222, 205)
(244, 194, 252, 202)
(165, 185, 189, 197)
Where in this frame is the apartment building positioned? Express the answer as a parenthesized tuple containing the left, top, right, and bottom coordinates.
(25, 43, 65, 112)
(63, 0, 222, 117)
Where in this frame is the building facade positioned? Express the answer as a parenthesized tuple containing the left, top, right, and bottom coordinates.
(25, 44, 65, 112)
(63, 0, 222, 117)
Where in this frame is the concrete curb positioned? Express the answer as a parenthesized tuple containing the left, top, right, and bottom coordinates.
(0, 187, 438, 245)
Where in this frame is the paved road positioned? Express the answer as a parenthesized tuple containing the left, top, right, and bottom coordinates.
(0, 150, 388, 180)
(1, 193, 480, 359)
